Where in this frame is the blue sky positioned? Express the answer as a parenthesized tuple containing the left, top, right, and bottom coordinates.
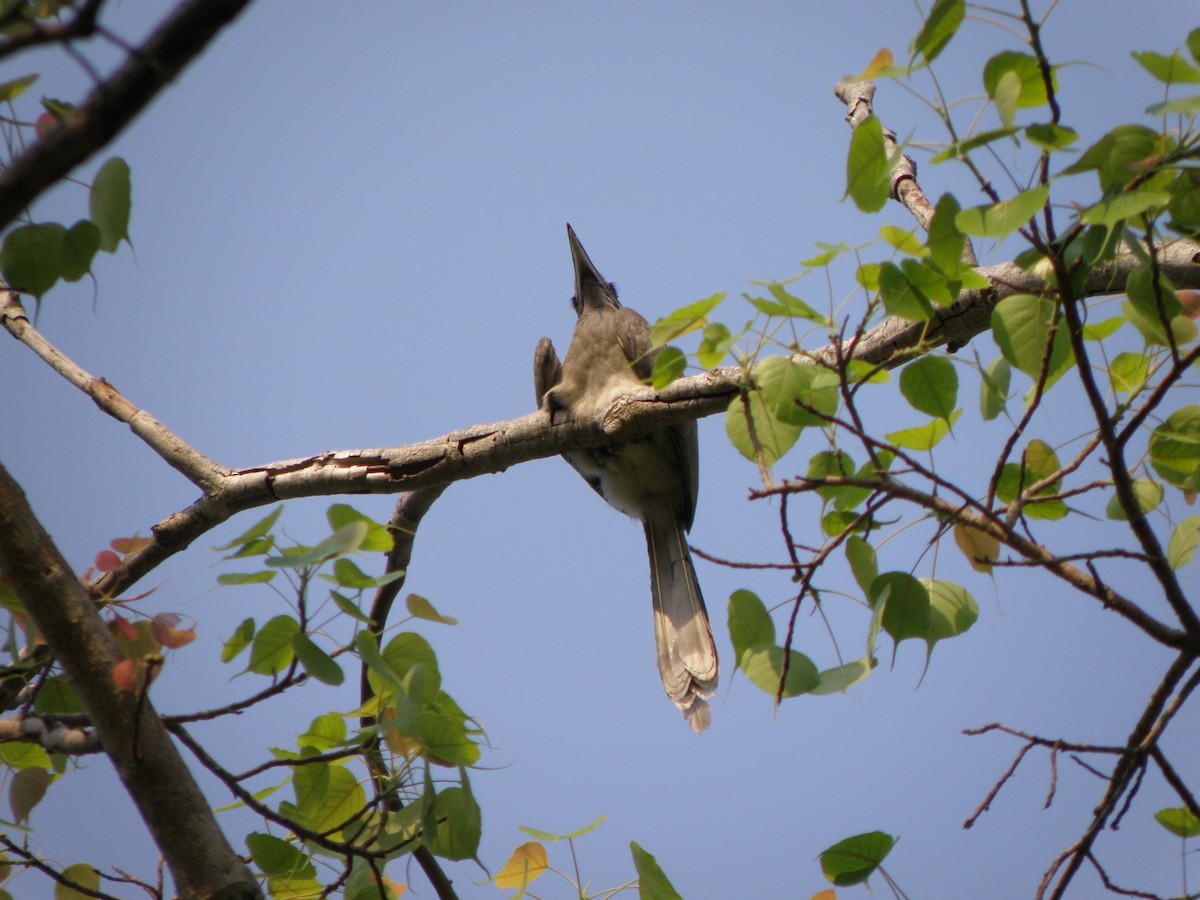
(2, 2, 1199, 897)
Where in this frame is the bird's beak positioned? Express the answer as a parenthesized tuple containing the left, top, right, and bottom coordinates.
(566, 223, 615, 311)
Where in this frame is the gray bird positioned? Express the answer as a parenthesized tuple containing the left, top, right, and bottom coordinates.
(534, 224, 718, 732)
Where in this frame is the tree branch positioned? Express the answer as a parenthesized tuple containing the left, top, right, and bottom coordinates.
(36, 237, 1183, 602)
(0, 0, 257, 232)
(0, 462, 260, 899)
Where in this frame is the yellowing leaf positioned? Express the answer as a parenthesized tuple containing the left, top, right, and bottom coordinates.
(494, 842, 548, 889)
(953, 523, 999, 572)
(55, 864, 100, 900)
(861, 48, 894, 79)
(9, 766, 49, 824)
(406, 593, 458, 626)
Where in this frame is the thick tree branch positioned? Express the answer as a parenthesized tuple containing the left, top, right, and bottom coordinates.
(0, 462, 260, 900)
(0, 0, 256, 232)
(44, 238, 1188, 602)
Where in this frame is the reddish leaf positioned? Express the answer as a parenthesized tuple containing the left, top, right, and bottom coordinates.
(112, 659, 139, 691)
(110, 536, 152, 555)
(1179, 290, 1200, 320)
(112, 657, 160, 692)
(34, 111, 56, 139)
(108, 612, 137, 642)
(93, 550, 121, 572)
(119, 584, 160, 603)
(152, 613, 197, 649)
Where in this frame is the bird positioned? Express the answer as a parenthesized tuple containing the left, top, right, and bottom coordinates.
(533, 224, 718, 732)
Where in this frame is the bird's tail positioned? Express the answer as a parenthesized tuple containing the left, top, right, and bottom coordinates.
(644, 511, 719, 732)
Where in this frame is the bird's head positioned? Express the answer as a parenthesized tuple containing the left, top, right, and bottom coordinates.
(567, 223, 621, 317)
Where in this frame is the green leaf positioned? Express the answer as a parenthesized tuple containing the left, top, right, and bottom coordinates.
(0, 223, 65, 298)
(327, 503, 393, 552)
(302, 763, 365, 835)
(221, 617, 255, 662)
(416, 712, 480, 767)
(216, 570, 276, 585)
(292, 633, 344, 685)
(1105, 479, 1163, 520)
(650, 345, 686, 389)
(885, 409, 960, 451)
(328, 590, 371, 624)
(930, 127, 1019, 163)
(299, 713, 347, 751)
(910, 0, 963, 64)
(1155, 807, 1200, 838)
(697, 322, 734, 368)
(1167, 516, 1200, 570)
(727, 589, 775, 666)
(927, 194, 965, 272)
(820, 831, 896, 887)
(631, 841, 684, 900)
(267, 521, 369, 568)
(846, 114, 891, 213)
(215, 506, 283, 551)
(870, 572, 930, 643)
(878, 261, 934, 321)
(811, 657, 875, 695)
(1063, 125, 1159, 191)
(880, 224, 926, 256)
(992, 68, 1021, 128)
(763, 281, 829, 324)
(246, 832, 316, 879)
(1132, 49, 1200, 84)
(60, 220, 100, 282)
(33, 676, 83, 715)
(807, 449, 856, 504)
(1190, 27, 1200, 65)
(649, 292, 725, 346)
(377, 631, 442, 697)
(996, 439, 1068, 520)
(407, 593, 458, 625)
(89, 157, 131, 252)
(0, 74, 36, 102)
(55, 864, 101, 900)
(754, 355, 839, 428)
(923, 580, 979, 649)
(1024, 123, 1078, 151)
(1082, 316, 1125, 341)
(725, 392, 802, 468)
(1109, 351, 1150, 395)
(983, 51, 1054, 108)
(1079, 191, 1172, 228)
(247, 615, 300, 675)
(1147, 93, 1200, 116)
(991, 294, 1072, 383)
(1149, 406, 1200, 491)
(519, 814, 609, 842)
(899, 356, 958, 420)
(956, 186, 1049, 239)
(845, 536, 878, 595)
(426, 782, 482, 861)
(0, 741, 51, 771)
(980, 356, 1011, 421)
(1123, 266, 1185, 346)
(740, 645, 820, 698)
